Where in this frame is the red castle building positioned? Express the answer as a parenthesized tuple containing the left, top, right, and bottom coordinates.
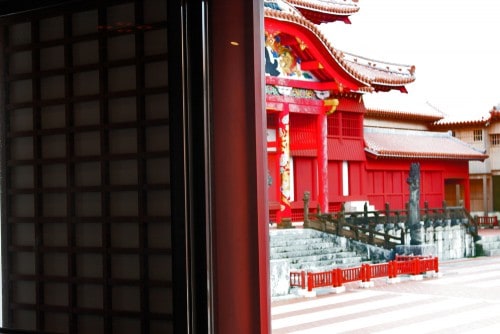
(264, 0, 487, 224)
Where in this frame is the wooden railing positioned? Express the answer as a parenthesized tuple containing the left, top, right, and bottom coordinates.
(290, 255, 439, 292)
(304, 198, 480, 249)
(306, 215, 404, 249)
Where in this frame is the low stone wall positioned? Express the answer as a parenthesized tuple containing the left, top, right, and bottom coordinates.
(324, 234, 393, 263)
(396, 221, 475, 260)
(270, 259, 291, 297)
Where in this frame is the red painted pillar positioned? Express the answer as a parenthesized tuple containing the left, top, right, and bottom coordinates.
(212, 0, 270, 333)
(277, 105, 292, 224)
(317, 111, 328, 213)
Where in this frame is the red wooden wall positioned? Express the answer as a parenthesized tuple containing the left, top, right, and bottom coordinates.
(365, 159, 470, 211)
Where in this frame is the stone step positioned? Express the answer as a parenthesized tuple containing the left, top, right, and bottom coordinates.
(290, 257, 363, 271)
(484, 248, 500, 256)
(270, 239, 338, 252)
(481, 235, 500, 242)
(269, 228, 364, 275)
(475, 234, 500, 257)
(287, 252, 359, 264)
(477, 240, 500, 250)
(270, 236, 333, 248)
(270, 247, 344, 259)
(269, 228, 324, 237)
(271, 249, 353, 260)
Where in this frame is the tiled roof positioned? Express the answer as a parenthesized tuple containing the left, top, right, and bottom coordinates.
(264, 1, 416, 91)
(286, 0, 360, 23)
(364, 128, 487, 161)
(432, 114, 489, 129)
(340, 51, 415, 88)
(288, 0, 359, 14)
(364, 92, 444, 122)
(433, 107, 500, 128)
(328, 138, 366, 161)
(433, 118, 488, 129)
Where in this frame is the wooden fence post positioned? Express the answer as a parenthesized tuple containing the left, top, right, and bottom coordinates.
(338, 203, 345, 235)
(443, 200, 449, 219)
(301, 271, 306, 289)
(368, 223, 374, 245)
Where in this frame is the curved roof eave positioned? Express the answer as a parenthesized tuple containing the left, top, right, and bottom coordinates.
(365, 109, 444, 122)
(264, 7, 416, 91)
(287, 0, 360, 16)
(287, 0, 360, 23)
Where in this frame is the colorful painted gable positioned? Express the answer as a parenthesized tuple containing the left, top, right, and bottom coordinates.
(264, 0, 416, 93)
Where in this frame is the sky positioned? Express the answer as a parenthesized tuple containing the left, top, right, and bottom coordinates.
(320, 0, 500, 120)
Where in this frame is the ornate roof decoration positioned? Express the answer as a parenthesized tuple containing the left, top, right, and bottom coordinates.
(264, 0, 416, 93)
(286, 0, 360, 24)
(364, 128, 487, 161)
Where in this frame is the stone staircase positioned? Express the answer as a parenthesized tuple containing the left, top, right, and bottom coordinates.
(476, 233, 500, 256)
(270, 228, 363, 272)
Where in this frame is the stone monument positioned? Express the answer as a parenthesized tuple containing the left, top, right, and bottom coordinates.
(395, 162, 436, 256)
(407, 162, 422, 245)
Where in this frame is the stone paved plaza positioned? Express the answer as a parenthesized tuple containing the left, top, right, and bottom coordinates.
(272, 254, 500, 333)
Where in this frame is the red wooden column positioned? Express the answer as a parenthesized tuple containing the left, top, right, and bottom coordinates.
(277, 104, 292, 224)
(212, 0, 270, 333)
(317, 110, 328, 213)
(318, 98, 338, 213)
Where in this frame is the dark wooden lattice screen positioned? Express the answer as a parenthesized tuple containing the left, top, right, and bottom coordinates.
(1, 0, 172, 333)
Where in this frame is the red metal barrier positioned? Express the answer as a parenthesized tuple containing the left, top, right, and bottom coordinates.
(307, 271, 334, 291)
(417, 257, 439, 273)
(394, 259, 413, 275)
(342, 266, 362, 284)
(290, 271, 305, 289)
(477, 216, 498, 228)
(369, 263, 389, 279)
(333, 268, 342, 287)
(293, 256, 439, 292)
